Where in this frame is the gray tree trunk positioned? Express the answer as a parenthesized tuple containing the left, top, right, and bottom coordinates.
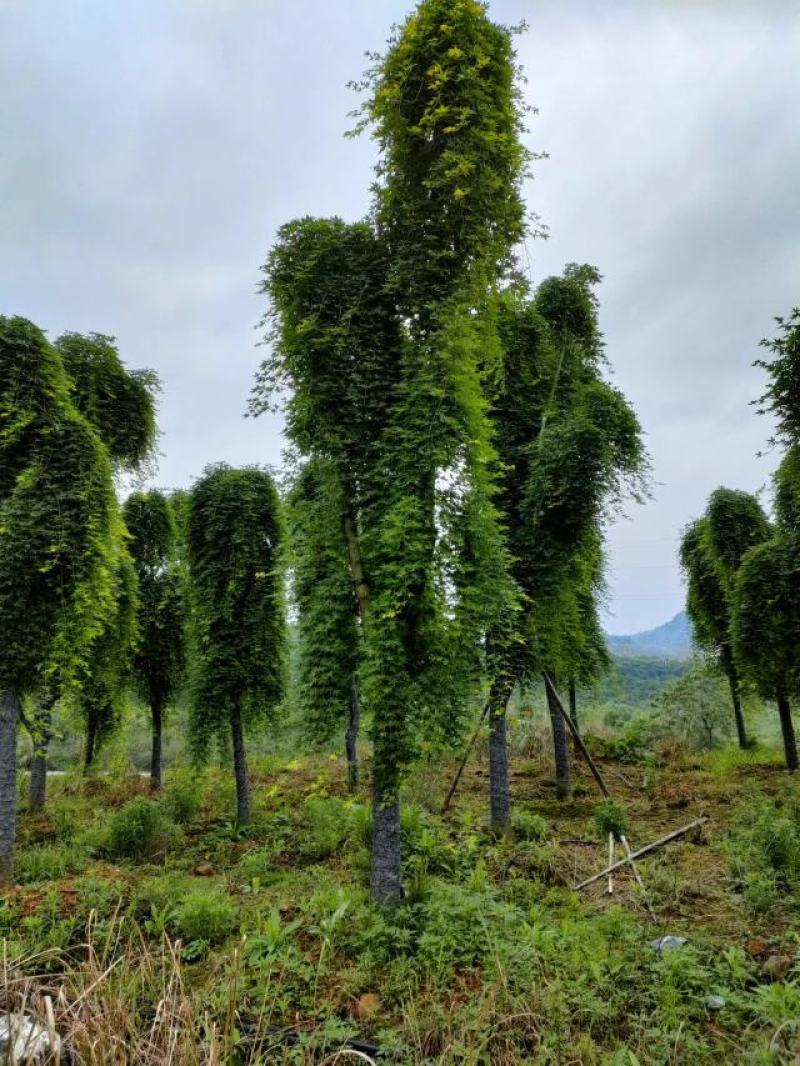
(27, 698, 55, 813)
(231, 702, 251, 824)
(777, 693, 798, 772)
(546, 675, 571, 798)
(728, 671, 748, 750)
(0, 691, 20, 883)
(84, 720, 97, 774)
(150, 695, 163, 792)
(346, 678, 360, 793)
(370, 776, 401, 906)
(488, 678, 513, 835)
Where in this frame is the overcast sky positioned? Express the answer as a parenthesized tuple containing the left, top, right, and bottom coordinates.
(2, 1, 798, 633)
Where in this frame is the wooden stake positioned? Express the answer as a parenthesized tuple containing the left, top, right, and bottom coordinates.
(607, 833, 614, 895)
(573, 818, 708, 890)
(441, 700, 490, 814)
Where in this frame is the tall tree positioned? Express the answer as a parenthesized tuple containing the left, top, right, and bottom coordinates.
(123, 490, 185, 791)
(680, 489, 771, 749)
(257, 0, 529, 903)
(25, 333, 157, 804)
(0, 317, 117, 879)
(187, 465, 286, 824)
(484, 271, 645, 830)
(733, 536, 799, 770)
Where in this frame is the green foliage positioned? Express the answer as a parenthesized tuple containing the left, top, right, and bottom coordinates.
(756, 307, 800, 447)
(162, 768, 204, 825)
(187, 465, 286, 751)
(108, 797, 165, 859)
(173, 886, 238, 945)
(723, 793, 800, 912)
(353, 0, 531, 316)
(13, 842, 89, 884)
(487, 270, 646, 693)
(302, 797, 353, 860)
(0, 316, 118, 698)
(655, 664, 734, 750)
(55, 332, 159, 473)
(733, 536, 800, 703)
(123, 490, 185, 715)
(288, 461, 359, 746)
(511, 807, 548, 842)
(594, 798, 627, 839)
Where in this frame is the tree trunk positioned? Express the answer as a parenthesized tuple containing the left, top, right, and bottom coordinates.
(346, 678, 360, 793)
(777, 693, 798, 772)
(568, 679, 580, 755)
(150, 694, 163, 792)
(727, 671, 748, 750)
(231, 701, 251, 824)
(84, 720, 97, 775)
(0, 691, 20, 883)
(370, 775, 401, 906)
(546, 674, 571, 799)
(488, 678, 513, 835)
(26, 697, 55, 813)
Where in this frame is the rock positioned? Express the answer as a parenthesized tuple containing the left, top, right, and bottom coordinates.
(650, 935, 687, 953)
(0, 1014, 61, 1064)
(353, 992, 380, 1020)
(762, 954, 794, 982)
(193, 861, 215, 877)
(706, 994, 726, 1011)
(744, 938, 768, 958)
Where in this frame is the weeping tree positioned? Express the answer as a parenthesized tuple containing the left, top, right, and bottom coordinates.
(257, 0, 529, 903)
(484, 271, 645, 830)
(24, 333, 157, 803)
(680, 489, 771, 749)
(75, 550, 138, 776)
(0, 317, 117, 879)
(289, 461, 361, 790)
(123, 490, 185, 790)
(733, 536, 799, 770)
(730, 308, 800, 772)
(187, 465, 286, 824)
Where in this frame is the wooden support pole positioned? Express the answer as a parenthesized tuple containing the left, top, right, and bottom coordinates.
(441, 700, 490, 814)
(573, 818, 708, 890)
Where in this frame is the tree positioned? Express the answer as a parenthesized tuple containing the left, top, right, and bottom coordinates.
(25, 333, 157, 805)
(123, 490, 185, 791)
(656, 664, 734, 751)
(256, 0, 530, 903)
(187, 465, 286, 823)
(0, 316, 117, 879)
(680, 489, 771, 749)
(288, 461, 361, 790)
(733, 536, 800, 770)
(484, 270, 646, 829)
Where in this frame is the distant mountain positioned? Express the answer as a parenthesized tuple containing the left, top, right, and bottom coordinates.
(606, 611, 693, 660)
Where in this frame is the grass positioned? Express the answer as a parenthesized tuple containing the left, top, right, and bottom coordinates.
(4, 735, 800, 1063)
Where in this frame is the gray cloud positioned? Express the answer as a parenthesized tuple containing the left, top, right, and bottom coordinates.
(1, 0, 797, 631)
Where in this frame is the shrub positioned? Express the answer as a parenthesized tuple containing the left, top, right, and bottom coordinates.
(162, 768, 204, 825)
(108, 798, 165, 860)
(173, 887, 238, 945)
(511, 808, 548, 842)
(236, 847, 278, 888)
(722, 793, 800, 912)
(302, 797, 351, 860)
(594, 798, 627, 840)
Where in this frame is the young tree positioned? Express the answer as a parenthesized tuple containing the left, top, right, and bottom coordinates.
(123, 490, 185, 791)
(187, 465, 286, 823)
(0, 317, 117, 879)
